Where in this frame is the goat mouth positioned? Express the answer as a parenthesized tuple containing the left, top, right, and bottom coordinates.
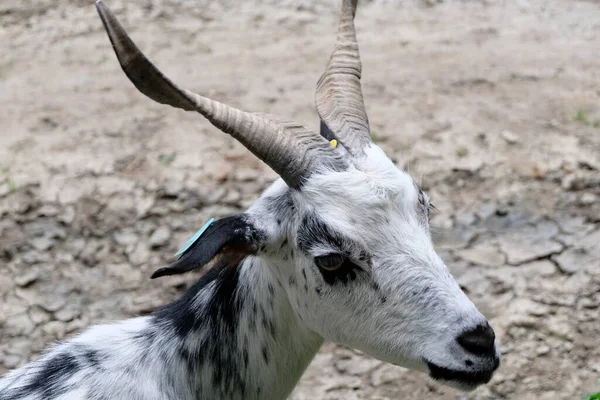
(426, 361, 495, 390)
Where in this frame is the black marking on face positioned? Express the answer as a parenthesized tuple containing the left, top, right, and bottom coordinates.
(297, 214, 344, 253)
(297, 214, 366, 285)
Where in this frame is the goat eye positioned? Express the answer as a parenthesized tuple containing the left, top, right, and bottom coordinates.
(315, 254, 345, 271)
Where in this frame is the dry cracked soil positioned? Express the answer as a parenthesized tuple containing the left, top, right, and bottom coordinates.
(1, 0, 600, 399)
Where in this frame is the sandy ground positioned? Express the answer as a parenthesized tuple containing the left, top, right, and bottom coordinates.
(1, 0, 600, 399)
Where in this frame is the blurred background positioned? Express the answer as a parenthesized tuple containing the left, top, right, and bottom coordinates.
(1, 0, 599, 399)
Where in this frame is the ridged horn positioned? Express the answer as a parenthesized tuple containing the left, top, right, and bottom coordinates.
(95, 0, 346, 188)
(315, 0, 371, 154)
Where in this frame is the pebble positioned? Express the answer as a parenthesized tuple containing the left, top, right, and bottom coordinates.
(536, 345, 550, 356)
(128, 242, 150, 265)
(501, 130, 519, 144)
(54, 302, 82, 322)
(3, 354, 22, 369)
(163, 180, 184, 198)
(30, 236, 55, 251)
(113, 228, 139, 247)
(334, 351, 381, 376)
(28, 306, 51, 325)
(149, 226, 171, 248)
(5, 313, 35, 335)
(38, 292, 68, 313)
(456, 242, 505, 267)
(552, 248, 595, 274)
(498, 237, 563, 266)
(580, 192, 598, 205)
(43, 321, 66, 340)
(370, 364, 407, 386)
(14, 269, 39, 287)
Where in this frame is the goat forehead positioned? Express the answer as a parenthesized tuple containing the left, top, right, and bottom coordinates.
(300, 145, 420, 228)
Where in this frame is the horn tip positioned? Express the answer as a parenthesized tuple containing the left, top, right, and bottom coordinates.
(150, 268, 168, 279)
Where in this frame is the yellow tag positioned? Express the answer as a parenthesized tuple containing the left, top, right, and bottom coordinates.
(329, 139, 338, 148)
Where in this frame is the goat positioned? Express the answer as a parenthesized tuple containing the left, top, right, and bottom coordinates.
(0, 1, 500, 399)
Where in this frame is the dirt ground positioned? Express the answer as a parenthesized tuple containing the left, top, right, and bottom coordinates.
(1, 0, 599, 398)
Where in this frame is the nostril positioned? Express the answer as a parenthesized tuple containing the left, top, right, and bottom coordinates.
(457, 323, 496, 356)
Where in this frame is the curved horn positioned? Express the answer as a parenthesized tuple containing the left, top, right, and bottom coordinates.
(96, 0, 346, 188)
(315, 0, 371, 154)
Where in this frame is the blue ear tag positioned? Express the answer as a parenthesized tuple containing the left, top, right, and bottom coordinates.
(175, 218, 215, 258)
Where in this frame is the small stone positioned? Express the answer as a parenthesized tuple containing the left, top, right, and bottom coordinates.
(113, 228, 139, 247)
(14, 268, 39, 287)
(36, 204, 59, 217)
(3, 354, 22, 369)
(499, 238, 563, 266)
(38, 294, 67, 313)
(149, 226, 171, 248)
(508, 298, 549, 318)
(43, 321, 66, 339)
(96, 176, 135, 196)
(80, 239, 111, 267)
(457, 242, 505, 267)
(552, 247, 599, 274)
(455, 210, 477, 226)
(135, 195, 155, 217)
(370, 364, 408, 386)
(163, 180, 183, 198)
(545, 317, 573, 341)
(476, 202, 498, 220)
(222, 189, 242, 205)
(105, 263, 142, 289)
(5, 313, 35, 335)
(58, 205, 76, 225)
(54, 302, 81, 322)
(128, 242, 150, 266)
(28, 306, 51, 325)
(234, 169, 260, 182)
(578, 297, 598, 309)
(334, 353, 381, 376)
(65, 317, 90, 334)
(30, 236, 55, 251)
(580, 192, 598, 205)
(536, 345, 550, 355)
(501, 130, 519, 144)
(198, 186, 227, 205)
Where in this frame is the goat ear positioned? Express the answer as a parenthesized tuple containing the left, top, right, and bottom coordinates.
(150, 214, 264, 279)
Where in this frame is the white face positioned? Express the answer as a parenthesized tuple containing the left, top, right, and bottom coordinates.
(256, 144, 499, 391)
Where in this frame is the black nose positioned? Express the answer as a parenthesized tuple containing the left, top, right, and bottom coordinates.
(457, 322, 496, 357)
